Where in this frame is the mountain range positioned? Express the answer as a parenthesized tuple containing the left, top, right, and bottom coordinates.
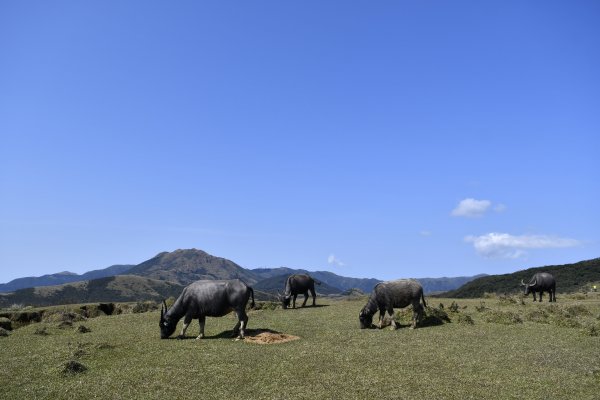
(0, 248, 490, 307)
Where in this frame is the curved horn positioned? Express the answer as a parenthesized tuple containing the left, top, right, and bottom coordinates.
(521, 279, 526, 286)
(160, 302, 165, 319)
(529, 278, 537, 287)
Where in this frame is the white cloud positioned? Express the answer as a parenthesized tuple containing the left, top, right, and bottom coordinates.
(419, 230, 432, 237)
(465, 232, 581, 259)
(451, 198, 492, 218)
(327, 254, 345, 267)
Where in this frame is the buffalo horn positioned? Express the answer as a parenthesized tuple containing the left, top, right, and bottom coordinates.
(520, 279, 526, 286)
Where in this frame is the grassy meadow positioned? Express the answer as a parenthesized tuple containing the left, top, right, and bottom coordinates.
(2, 294, 600, 400)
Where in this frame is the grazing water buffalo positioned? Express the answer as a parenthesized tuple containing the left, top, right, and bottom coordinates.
(359, 279, 427, 330)
(521, 272, 556, 302)
(279, 274, 321, 309)
(159, 279, 255, 340)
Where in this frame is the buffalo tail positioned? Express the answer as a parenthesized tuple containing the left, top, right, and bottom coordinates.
(249, 287, 256, 309)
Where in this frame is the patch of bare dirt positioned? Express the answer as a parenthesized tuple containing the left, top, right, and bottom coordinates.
(243, 329, 300, 345)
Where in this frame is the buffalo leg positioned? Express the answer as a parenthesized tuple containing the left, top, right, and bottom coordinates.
(196, 316, 205, 340)
(539, 291, 543, 302)
(179, 315, 192, 338)
(310, 288, 316, 306)
(412, 303, 423, 329)
(301, 292, 308, 307)
(388, 308, 397, 330)
(377, 307, 386, 329)
(235, 310, 248, 339)
(532, 292, 537, 302)
(292, 294, 297, 308)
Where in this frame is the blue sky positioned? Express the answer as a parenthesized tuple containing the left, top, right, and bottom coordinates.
(1, 1, 599, 283)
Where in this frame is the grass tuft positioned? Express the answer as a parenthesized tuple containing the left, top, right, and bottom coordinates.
(456, 314, 475, 325)
(484, 310, 523, 325)
(34, 326, 49, 335)
(62, 360, 87, 375)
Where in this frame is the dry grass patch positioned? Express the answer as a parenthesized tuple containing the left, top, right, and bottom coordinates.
(243, 329, 300, 345)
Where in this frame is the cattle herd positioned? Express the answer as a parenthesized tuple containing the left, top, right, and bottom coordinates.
(159, 272, 557, 339)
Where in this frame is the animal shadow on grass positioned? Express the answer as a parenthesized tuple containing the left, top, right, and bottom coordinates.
(173, 328, 287, 340)
(285, 304, 330, 311)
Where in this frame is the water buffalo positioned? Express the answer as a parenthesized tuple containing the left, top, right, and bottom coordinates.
(521, 272, 556, 302)
(359, 279, 426, 330)
(160, 279, 255, 340)
(279, 274, 321, 309)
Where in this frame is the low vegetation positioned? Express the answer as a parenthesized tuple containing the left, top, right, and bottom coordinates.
(1, 296, 599, 399)
(444, 258, 600, 298)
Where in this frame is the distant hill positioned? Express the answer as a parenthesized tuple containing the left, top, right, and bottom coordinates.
(416, 274, 488, 294)
(251, 268, 381, 293)
(443, 258, 600, 298)
(0, 248, 500, 307)
(253, 274, 343, 296)
(128, 249, 258, 285)
(0, 264, 134, 293)
(0, 275, 184, 307)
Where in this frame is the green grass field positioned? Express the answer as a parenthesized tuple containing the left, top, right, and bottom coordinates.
(2, 295, 600, 399)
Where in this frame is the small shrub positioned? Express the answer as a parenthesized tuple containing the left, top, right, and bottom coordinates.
(582, 323, 600, 337)
(525, 309, 550, 324)
(8, 304, 25, 311)
(34, 326, 49, 335)
(420, 306, 451, 327)
(252, 301, 279, 311)
(165, 297, 177, 308)
(0, 327, 10, 337)
(0, 317, 12, 331)
(392, 306, 450, 327)
(448, 302, 460, 313)
(62, 360, 87, 375)
(550, 314, 582, 329)
(456, 314, 474, 325)
(132, 301, 158, 314)
(497, 294, 517, 305)
(44, 310, 85, 324)
(563, 304, 592, 318)
(77, 325, 91, 333)
(483, 292, 495, 299)
(58, 321, 73, 329)
(484, 310, 523, 325)
(475, 301, 489, 312)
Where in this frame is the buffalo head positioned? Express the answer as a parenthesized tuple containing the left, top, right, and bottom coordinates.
(521, 279, 536, 296)
(278, 292, 292, 309)
(159, 300, 177, 339)
(359, 310, 374, 329)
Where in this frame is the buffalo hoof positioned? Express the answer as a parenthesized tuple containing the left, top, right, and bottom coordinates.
(196, 334, 204, 340)
(177, 335, 185, 340)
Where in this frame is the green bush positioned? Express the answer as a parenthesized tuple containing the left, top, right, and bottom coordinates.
(132, 301, 158, 314)
(484, 310, 523, 325)
(456, 314, 474, 325)
(524, 308, 550, 324)
(252, 301, 279, 311)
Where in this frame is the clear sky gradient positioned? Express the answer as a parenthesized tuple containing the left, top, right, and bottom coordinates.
(1, 1, 599, 283)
